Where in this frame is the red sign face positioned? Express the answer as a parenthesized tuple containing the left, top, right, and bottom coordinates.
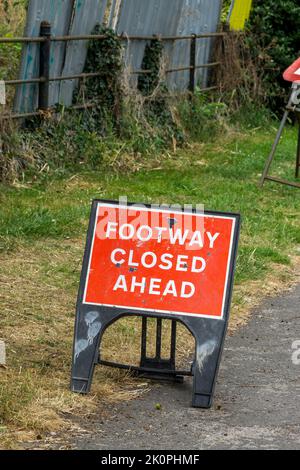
(283, 58, 300, 83)
(83, 203, 237, 320)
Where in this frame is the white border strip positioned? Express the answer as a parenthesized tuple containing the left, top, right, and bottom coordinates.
(82, 203, 237, 320)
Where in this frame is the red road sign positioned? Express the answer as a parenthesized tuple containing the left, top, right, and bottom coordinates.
(283, 58, 300, 83)
(83, 202, 237, 319)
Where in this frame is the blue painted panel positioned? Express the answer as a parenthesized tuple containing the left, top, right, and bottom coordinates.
(168, 0, 223, 90)
(14, 0, 74, 113)
(113, 0, 183, 86)
(59, 0, 108, 106)
(110, 0, 222, 91)
(14, 0, 223, 112)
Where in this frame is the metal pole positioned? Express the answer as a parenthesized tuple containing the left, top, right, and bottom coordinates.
(141, 316, 147, 361)
(189, 34, 197, 94)
(170, 320, 177, 367)
(155, 319, 162, 360)
(0, 32, 227, 44)
(39, 21, 51, 111)
(260, 87, 295, 187)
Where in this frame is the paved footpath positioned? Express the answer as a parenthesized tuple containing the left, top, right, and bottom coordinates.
(74, 285, 300, 450)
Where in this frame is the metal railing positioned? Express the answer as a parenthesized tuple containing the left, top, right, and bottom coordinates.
(0, 22, 225, 120)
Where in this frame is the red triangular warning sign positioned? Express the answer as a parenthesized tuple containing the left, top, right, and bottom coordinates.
(283, 58, 300, 83)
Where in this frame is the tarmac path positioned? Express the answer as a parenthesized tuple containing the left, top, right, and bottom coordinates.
(73, 284, 300, 450)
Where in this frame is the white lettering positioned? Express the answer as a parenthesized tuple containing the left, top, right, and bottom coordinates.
(163, 280, 178, 297)
(149, 278, 161, 295)
(207, 232, 220, 248)
(106, 222, 118, 238)
(169, 229, 189, 245)
(136, 225, 152, 242)
(154, 226, 167, 242)
(191, 257, 206, 273)
(111, 248, 126, 265)
(159, 253, 173, 270)
(176, 255, 189, 271)
(130, 276, 146, 293)
(113, 275, 127, 292)
(181, 282, 195, 298)
(119, 224, 135, 240)
(128, 250, 139, 267)
(141, 252, 157, 269)
(189, 230, 204, 247)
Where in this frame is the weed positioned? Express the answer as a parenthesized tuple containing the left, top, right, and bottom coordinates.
(178, 89, 228, 141)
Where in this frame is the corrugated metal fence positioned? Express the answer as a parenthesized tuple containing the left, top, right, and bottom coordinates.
(11, 0, 223, 114)
(112, 0, 222, 90)
(170, 0, 223, 90)
(14, 0, 108, 113)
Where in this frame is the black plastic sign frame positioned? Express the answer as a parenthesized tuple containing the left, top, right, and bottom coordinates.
(71, 199, 240, 408)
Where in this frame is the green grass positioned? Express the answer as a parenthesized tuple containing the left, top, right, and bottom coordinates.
(1, 121, 300, 447)
(1, 124, 299, 284)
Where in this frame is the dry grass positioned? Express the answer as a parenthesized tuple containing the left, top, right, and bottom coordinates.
(0, 237, 193, 448)
(1, 236, 299, 449)
(0, 1, 25, 35)
(212, 30, 270, 108)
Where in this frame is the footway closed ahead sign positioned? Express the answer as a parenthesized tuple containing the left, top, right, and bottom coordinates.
(83, 202, 236, 319)
(71, 200, 240, 408)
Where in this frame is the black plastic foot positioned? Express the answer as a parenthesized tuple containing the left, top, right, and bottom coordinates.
(192, 393, 212, 408)
(71, 378, 90, 394)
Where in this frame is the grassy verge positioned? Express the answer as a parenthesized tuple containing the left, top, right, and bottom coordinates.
(1, 124, 300, 448)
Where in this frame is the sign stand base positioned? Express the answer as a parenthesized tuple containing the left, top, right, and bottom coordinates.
(99, 317, 187, 383)
(71, 307, 228, 408)
(260, 83, 300, 189)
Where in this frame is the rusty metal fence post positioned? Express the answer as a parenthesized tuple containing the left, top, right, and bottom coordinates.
(189, 34, 197, 94)
(39, 21, 51, 110)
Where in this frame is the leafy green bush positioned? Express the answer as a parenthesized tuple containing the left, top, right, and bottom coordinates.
(247, 0, 300, 112)
(178, 88, 228, 141)
(75, 27, 185, 162)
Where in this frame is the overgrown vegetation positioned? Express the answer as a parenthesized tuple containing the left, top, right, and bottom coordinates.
(1, 25, 226, 184)
(1, 0, 300, 449)
(219, 0, 300, 113)
(138, 38, 164, 95)
(247, 0, 300, 113)
(0, 0, 26, 105)
(76, 25, 123, 130)
(1, 0, 300, 184)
